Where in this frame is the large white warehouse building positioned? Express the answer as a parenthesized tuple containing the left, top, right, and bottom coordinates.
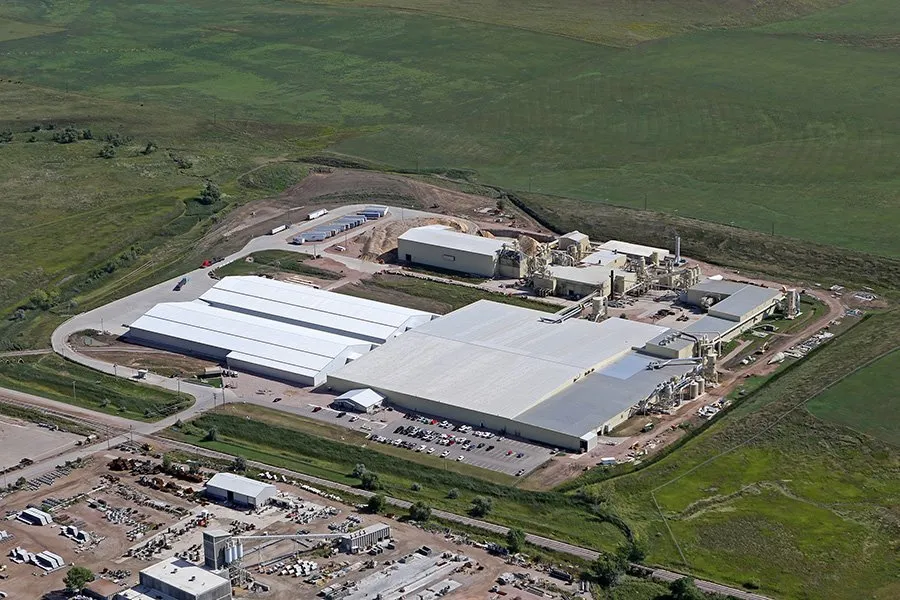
(398, 225, 508, 277)
(126, 277, 436, 385)
(327, 301, 699, 451)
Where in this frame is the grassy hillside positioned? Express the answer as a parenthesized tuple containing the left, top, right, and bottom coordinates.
(582, 311, 900, 598)
(0, 0, 897, 263)
(807, 349, 900, 446)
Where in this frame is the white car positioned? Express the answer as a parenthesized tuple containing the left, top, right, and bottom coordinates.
(416, 445, 426, 452)
(426, 447, 435, 454)
(440, 450, 450, 458)
(456, 455, 464, 462)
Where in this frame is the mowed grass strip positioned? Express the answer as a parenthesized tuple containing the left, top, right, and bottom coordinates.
(0, 354, 193, 422)
(806, 348, 900, 446)
(335, 273, 559, 314)
(213, 250, 342, 280)
(165, 403, 628, 551)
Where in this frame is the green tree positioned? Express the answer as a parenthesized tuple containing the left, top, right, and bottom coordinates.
(367, 493, 386, 513)
(589, 554, 626, 588)
(408, 501, 431, 522)
(141, 140, 157, 155)
(470, 496, 493, 517)
(410, 482, 421, 491)
(64, 566, 94, 592)
(81, 129, 93, 140)
(99, 144, 117, 159)
(199, 180, 222, 205)
(162, 454, 173, 472)
(52, 126, 79, 144)
(233, 456, 247, 472)
(506, 528, 526, 553)
(15, 476, 27, 489)
(0, 129, 12, 143)
(204, 426, 218, 442)
(669, 577, 704, 600)
(496, 198, 506, 212)
(446, 488, 460, 499)
(617, 539, 647, 563)
(351, 463, 367, 478)
(360, 471, 380, 491)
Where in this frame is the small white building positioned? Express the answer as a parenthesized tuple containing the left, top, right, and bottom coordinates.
(340, 523, 391, 553)
(558, 231, 590, 254)
(205, 473, 276, 508)
(116, 557, 232, 600)
(398, 225, 507, 277)
(332, 388, 384, 413)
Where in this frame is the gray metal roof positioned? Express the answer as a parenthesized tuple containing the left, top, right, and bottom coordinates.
(688, 279, 747, 296)
(683, 315, 741, 337)
(399, 225, 507, 257)
(646, 329, 695, 352)
(517, 354, 697, 437)
(335, 388, 384, 409)
(708, 286, 782, 320)
(548, 265, 610, 286)
(329, 300, 669, 419)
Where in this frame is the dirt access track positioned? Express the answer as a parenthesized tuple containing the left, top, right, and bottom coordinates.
(212, 167, 550, 249)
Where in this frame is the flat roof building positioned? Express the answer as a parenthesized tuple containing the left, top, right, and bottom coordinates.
(580, 250, 628, 268)
(84, 579, 125, 600)
(682, 280, 783, 342)
(127, 277, 435, 386)
(328, 301, 699, 451)
(398, 225, 508, 277)
(598, 240, 669, 264)
(117, 557, 231, 600)
(332, 388, 384, 413)
(205, 473, 276, 508)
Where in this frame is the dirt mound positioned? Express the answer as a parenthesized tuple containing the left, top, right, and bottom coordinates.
(358, 217, 475, 261)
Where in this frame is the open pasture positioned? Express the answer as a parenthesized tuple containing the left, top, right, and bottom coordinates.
(0, 0, 897, 261)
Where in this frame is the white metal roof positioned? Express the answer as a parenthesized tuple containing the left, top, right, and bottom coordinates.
(399, 225, 507, 257)
(206, 472, 276, 498)
(129, 277, 434, 382)
(129, 301, 359, 378)
(330, 301, 668, 418)
(561, 231, 589, 243)
(140, 557, 230, 596)
(580, 250, 624, 266)
(598, 240, 668, 259)
(548, 265, 611, 286)
(334, 388, 384, 409)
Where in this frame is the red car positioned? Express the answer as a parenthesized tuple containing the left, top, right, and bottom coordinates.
(312, 406, 322, 413)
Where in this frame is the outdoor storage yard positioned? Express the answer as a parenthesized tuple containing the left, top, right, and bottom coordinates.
(0, 417, 86, 472)
(0, 443, 586, 600)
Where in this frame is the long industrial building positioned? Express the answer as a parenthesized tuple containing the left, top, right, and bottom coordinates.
(682, 279, 783, 342)
(126, 276, 436, 385)
(397, 225, 517, 277)
(327, 300, 701, 451)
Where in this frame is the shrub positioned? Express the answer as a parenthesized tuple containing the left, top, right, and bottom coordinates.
(199, 181, 222, 205)
(446, 488, 460, 499)
(470, 496, 493, 517)
(204, 427, 219, 442)
(506, 527, 526, 553)
(411, 482, 421, 491)
(360, 471, 380, 491)
(52, 126, 79, 144)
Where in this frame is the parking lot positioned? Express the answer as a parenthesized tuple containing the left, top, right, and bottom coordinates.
(296, 401, 553, 477)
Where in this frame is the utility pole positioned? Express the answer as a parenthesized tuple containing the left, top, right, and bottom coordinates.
(129, 425, 134, 444)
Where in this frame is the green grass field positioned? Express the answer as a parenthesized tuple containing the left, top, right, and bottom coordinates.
(335, 273, 559, 314)
(212, 250, 341, 280)
(806, 349, 900, 446)
(0, 354, 193, 421)
(0, 0, 897, 262)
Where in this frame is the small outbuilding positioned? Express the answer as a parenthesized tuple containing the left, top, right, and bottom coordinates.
(84, 579, 125, 600)
(332, 388, 384, 413)
(205, 473, 276, 508)
(558, 231, 590, 255)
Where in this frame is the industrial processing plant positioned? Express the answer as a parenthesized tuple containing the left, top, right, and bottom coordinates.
(327, 300, 708, 451)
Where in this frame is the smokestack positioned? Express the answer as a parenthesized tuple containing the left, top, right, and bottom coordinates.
(675, 235, 681, 264)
